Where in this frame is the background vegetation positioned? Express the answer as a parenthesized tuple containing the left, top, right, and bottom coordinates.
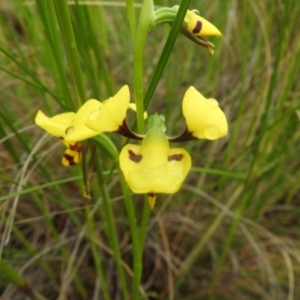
(0, 0, 300, 299)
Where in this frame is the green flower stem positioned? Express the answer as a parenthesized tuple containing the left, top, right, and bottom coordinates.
(93, 135, 143, 298)
(0, 261, 47, 300)
(125, 0, 137, 44)
(53, 0, 86, 107)
(118, 167, 142, 300)
(144, 0, 191, 109)
(96, 157, 129, 300)
(139, 197, 151, 249)
(86, 208, 110, 300)
(133, 0, 155, 134)
(91, 135, 119, 163)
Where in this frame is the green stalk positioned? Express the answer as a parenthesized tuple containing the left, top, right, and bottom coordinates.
(125, 0, 137, 44)
(53, 0, 86, 107)
(96, 157, 129, 300)
(91, 135, 119, 163)
(118, 167, 142, 300)
(86, 208, 110, 300)
(133, 0, 155, 134)
(144, 0, 191, 109)
(129, 1, 191, 295)
(139, 197, 151, 249)
(93, 134, 142, 298)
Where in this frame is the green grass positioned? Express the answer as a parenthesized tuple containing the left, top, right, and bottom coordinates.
(1, 0, 300, 299)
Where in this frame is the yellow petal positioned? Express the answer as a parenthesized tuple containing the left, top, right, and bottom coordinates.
(35, 110, 75, 138)
(64, 99, 101, 142)
(85, 85, 130, 132)
(182, 86, 228, 140)
(184, 10, 221, 37)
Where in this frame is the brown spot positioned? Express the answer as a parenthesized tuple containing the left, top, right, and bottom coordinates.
(192, 20, 202, 34)
(128, 150, 142, 163)
(63, 153, 76, 166)
(168, 154, 183, 161)
(148, 193, 156, 197)
(69, 143, 82, 152)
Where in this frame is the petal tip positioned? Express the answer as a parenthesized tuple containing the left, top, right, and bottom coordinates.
(148, 194, 157, 209)
(35, 110, 46, 126)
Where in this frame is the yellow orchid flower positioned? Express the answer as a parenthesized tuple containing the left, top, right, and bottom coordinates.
(182, 86, 228, 140)
(35, 101, 100, 166)
(36, 85, 131, 141)
(119, 114, 191, 209)
(155, 6, 221, 54)
(182, 9, 221, 54)
(184, 9, 221, 37)
(35, 85, 131, 166)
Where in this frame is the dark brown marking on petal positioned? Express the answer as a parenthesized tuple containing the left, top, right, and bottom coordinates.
(148, 193, 156, 197)
(168, 127, 196, 143)
(168, 154, 184, 161)
(69, 143, 82, 152)
(63, 153, 76, 166)
(59, 137, 64, 140)
(117, 120, 143, 140)
(192, 20, 202, 34)
(128, 149, 142, 163)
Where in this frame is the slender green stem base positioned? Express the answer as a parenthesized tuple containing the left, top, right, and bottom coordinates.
(96, 158, 129, 300)
(118, 167, 143, 300)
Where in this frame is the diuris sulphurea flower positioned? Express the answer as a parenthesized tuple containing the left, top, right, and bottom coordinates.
(35, 85, 131, 166)
(118, 86, 228, 208)
(181, 8, 221, 54)
(119, 114, 191, 209)
(183, 9, 221, 37)
(154, 6, 221, 54)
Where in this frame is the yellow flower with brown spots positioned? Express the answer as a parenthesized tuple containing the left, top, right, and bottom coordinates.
(35, 85, 131, 166)
(119, 114, 191, 209)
